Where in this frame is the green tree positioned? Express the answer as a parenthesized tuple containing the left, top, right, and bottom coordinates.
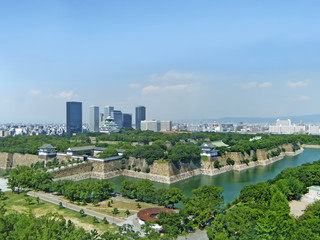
(183, 186, 224, 228)
(164, 188, 183, 208)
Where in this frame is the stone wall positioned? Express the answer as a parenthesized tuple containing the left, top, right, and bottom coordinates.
(53, 163, 93, 179)
(0, 152, 45, 170)
(0, 153, 11, 170)
(12, 153, 44, 168)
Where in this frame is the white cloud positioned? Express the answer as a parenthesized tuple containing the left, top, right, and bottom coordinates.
(142, 85, 161, 94)
(28, 89, 41, 95)
(238, 82, 257, 89)
(129, 83, 141, 89)
(142, 84, 194, 95)
(148, 71, 195, 82)
(237, 81, 272, 89)
(297, 95, 310, 101)
(259, 82, 272, 88)
(54, 91, 79, 100)
(287, 81, 308, 88)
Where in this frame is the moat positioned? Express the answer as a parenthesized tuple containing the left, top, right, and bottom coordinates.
(108, 148, 320, 204)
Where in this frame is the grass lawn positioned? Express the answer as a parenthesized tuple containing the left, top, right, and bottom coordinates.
(3, 191, 118, 234)
(86, 196, 161, 219)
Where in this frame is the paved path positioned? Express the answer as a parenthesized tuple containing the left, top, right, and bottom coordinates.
(177, 230, 208, 240)
(27, 191, 124, 225)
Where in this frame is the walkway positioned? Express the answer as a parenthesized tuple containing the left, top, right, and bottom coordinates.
(26, 191, 124, 225)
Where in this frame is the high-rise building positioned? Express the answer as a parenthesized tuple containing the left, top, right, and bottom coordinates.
(123, 113, 132, 128)
(135, 106, 146, 130)
(89, 106, 99, 132)
(104, 106, 114, 120)
(66, 101, 82, 135)
(112, 110, 123, 128)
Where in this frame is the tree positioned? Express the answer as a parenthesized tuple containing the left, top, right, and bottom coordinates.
(183, 186, 224, 228)
(226, 157, 235, 165)
(79, 209, 86, 217)
(124, 209, 130, 217)
(99, 146, 118, 158)
(239, 182, 272, 206)
(164, 188, 183, 208)
(112, 207, 119, 215)
(157, 211, 182, 238)
(214, 159, 221, 169)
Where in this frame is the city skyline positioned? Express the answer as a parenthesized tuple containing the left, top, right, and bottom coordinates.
(1, 1, 320, 123)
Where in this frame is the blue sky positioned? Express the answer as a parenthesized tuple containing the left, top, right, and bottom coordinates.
(1, 1, 320, 123)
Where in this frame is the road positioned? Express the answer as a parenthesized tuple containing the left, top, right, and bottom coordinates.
(26, 190, 124, 225)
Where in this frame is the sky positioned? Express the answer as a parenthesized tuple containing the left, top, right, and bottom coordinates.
(1, 1, 320, 123)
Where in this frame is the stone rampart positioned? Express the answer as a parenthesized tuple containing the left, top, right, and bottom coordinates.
(53, 163, 93, 179)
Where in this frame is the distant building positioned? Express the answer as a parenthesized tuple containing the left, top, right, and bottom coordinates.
(160, 121, 172, 132)
(66, 101, 82, 135)
(112, 110, 123, 128)
(123, 113, 132, 128)
(104, 106, 114, 119)
(89, 106, 99, 132)
(99, 113, 104, 126)
(269, 119, 305, 134)
(308, 125, 320, 135)
(135, 106, 146, 130)
(141, 120, 160, 132)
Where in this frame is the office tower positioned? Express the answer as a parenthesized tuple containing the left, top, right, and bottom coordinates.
(112, 110, 123, 128)
(135, 106, 146, 130)
(104, 106, 114, 119)
(122, 113, 132, 128)
(66, 101, 82, 135)
(89, 106, 99, 132)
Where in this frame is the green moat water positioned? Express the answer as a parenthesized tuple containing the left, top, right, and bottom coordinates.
(108, 148, 320, 204)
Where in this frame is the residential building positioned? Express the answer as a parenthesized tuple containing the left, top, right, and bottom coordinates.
(135, 106, 146, 130)
(66, 101, 82, 135)
(89, 106, 99, 132)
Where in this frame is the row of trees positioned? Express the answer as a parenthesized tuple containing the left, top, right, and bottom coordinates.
(120, 179, 183, 208)
(4, 129, 320, 156)
(8, 166, 114, 204)
(0, 134, 91, 154)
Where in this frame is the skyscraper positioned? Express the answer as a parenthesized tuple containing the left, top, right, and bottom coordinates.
(89, 106, 99, 132)
(112, 110, 123, 128)
(135, 106, 146, 130)
(66, 101, 82, 135)
(122, 113, 132, 128)
(104, 106, 114, 120)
